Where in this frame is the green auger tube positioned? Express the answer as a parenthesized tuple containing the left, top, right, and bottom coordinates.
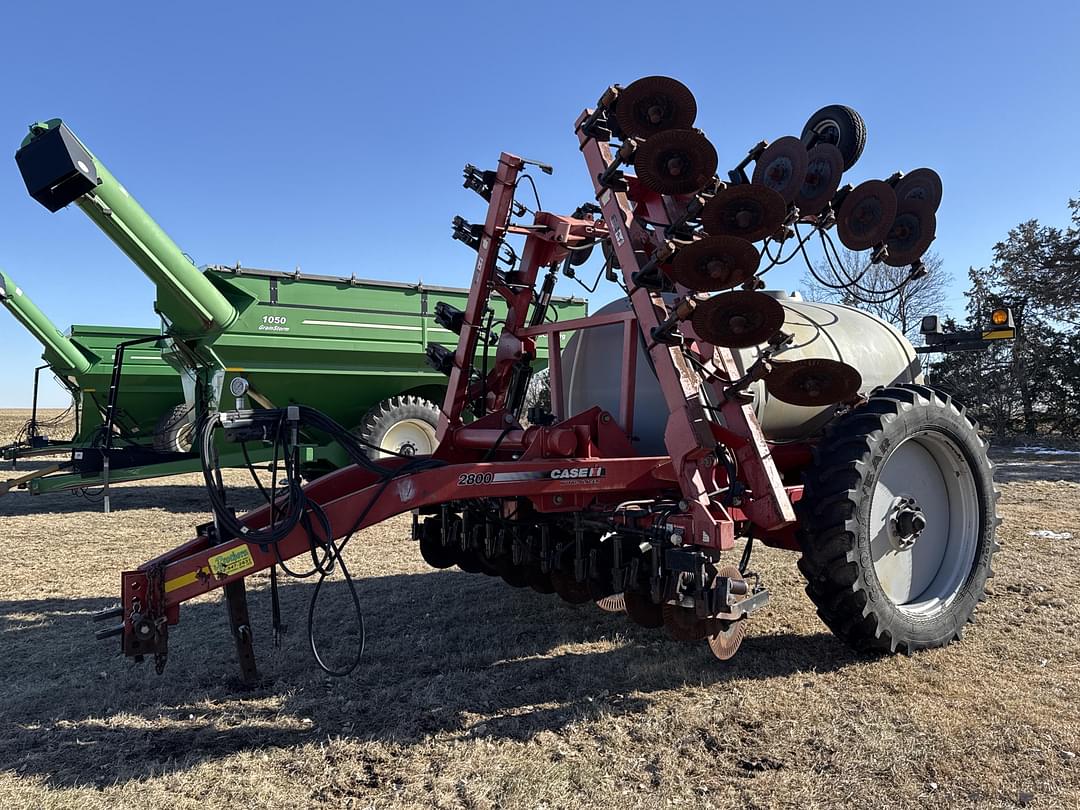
(0, 268, 91, 374)
(16, 119, 237, 340)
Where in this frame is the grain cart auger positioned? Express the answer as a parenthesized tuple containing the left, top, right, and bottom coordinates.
(1, 268, 185, 496)
(14, 120, 588, 499)
(97, 77, 998, 683)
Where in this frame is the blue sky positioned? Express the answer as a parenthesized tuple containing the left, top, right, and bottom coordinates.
(1, 2, 1078, 406)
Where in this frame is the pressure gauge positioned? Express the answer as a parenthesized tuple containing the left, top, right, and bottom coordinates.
(229, 376, 250, 397)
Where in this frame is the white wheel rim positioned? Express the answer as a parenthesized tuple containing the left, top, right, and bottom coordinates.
(378, 418, 437, 458)
(869, 430, 980, 617)
(177, 420, 195, 452)
(813, 119, 841, 144)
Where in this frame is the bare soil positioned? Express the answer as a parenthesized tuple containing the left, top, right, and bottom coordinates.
(1, 410, 1078, 809)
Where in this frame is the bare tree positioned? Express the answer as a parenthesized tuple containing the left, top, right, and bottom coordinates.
(799, 248, 950, 341)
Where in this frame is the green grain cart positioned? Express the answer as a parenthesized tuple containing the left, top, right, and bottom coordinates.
(13, 120, 586, 502)
(1, 268, 186, 494)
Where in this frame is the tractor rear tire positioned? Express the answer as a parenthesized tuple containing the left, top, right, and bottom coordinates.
(797, 384, 999, 654)
(152, 403, 195, 453)
(356, 395, 440, 459)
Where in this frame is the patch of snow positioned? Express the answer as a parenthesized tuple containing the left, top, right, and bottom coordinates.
(1012, 446, 1080, 456)
(1028, 530, 1073, 540)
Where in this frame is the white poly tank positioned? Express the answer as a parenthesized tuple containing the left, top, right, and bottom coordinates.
(562, 291, 921, 453)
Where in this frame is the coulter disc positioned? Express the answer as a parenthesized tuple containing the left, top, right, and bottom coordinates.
(690, 290, 785, 348)
(526, 566, 557, 594)
(455, 548, 485, 574)
(493, 555, 531, 588)
(666, 235, 760, 292)
(701, 184, 787, 243)
(662, 603, 711, 641)
(766, 358, 863, 407)
(623, 591, 665, 628)
(893, 167, 942, 211)
(707, 565, 749, 661)
(752, 136, 808, 204)
(836, 180, 897, 250)
(596, 594, 627, 613)
(633, 129, 718, 196)
(550, 569, 594, 605)
(883, 200, 937, 267)
(418, 523, 457, 570)
(796, 143, 845, 216)
(614, 76, 697, 139)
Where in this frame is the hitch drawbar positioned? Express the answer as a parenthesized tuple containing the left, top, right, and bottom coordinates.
(97, 567, 260, 685)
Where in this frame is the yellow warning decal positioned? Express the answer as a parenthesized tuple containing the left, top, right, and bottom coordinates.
(164, 569, 203, 593)
(208, 545, 256, 578)
(981, 328, 1016, 341)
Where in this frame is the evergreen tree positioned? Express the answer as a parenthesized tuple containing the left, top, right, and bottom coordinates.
(928, 195, 1080, 438)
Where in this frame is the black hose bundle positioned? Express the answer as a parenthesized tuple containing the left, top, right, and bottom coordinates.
(197, 405, 445, 676)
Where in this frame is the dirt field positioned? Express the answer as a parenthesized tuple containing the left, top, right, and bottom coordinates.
(1, 409, 1078, 809)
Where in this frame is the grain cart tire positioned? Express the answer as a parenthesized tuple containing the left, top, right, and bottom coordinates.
(152, 403, 195, 453)
(797, 384, 998, 654)
(356, 395, 440, 459)
(802, 105, 866, 171)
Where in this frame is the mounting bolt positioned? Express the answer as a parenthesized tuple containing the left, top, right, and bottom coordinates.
(702, 454, 716, 468)
(601, 413, 611, 423)
(678, 500, 690, 513)
(553, 495, 564, 505)
(889, 496, 926, 551)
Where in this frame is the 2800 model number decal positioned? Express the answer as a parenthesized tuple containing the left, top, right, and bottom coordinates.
(458, 472, 496, 486)
(455, 467, 608, 487)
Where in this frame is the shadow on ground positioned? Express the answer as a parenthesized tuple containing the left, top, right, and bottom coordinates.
(0, 567, 860, 788)
(0, 483, 263, 516)
(988, 448, 1080, 484)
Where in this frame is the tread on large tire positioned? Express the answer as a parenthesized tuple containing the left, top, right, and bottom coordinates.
(152, 403, 195, 453)
(797, 384, 999, 654)
(355, 395, 440, 460)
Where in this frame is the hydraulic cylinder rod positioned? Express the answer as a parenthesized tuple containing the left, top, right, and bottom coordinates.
(0, 268, 92, 374)
(15, 120, 238, 339)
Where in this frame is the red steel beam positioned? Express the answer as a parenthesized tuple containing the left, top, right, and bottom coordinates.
(575, 109, 795, 532)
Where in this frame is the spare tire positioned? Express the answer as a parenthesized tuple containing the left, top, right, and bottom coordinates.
(801, 104, 866, 171)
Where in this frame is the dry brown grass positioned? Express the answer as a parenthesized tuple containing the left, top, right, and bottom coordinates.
(1, 410, 1078, 809)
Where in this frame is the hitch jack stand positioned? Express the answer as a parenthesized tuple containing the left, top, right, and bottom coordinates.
(224, 579, 259, 686)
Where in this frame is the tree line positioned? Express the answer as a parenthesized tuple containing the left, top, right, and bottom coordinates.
(803, 196, 1080, 438)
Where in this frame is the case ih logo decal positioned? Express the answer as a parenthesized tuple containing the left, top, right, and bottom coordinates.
(550, 466, 606, 481)
(456, 467, 607, 487)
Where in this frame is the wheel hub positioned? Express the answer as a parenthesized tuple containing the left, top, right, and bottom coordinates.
(378, 418, 437, 459)
(888, 496, 926, 551)
(815, 121, 840, 144)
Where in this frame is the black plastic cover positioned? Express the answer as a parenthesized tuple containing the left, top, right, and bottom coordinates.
(920, 315, 943, 338)
(15, 123, 99, 212)
(425, 342, 455, 376)
(434, 300, 465, 334)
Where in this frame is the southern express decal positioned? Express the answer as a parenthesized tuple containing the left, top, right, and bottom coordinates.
(457, 466, 607, 487)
